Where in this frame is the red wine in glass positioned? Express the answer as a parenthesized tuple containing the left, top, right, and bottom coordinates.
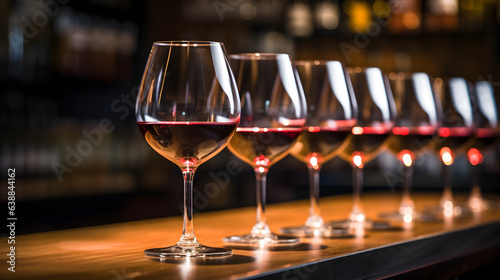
(340, 126, 393, 164)
(138, 121, 238, 169)
(292, 126, 352, 166)
(227, 127, 303, 170)
(434, 127, 473, 153)
(388, 127, 436, 156)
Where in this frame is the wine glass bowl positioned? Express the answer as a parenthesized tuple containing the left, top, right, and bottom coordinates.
(223, 53, 307, 246)
(138, 123, 238, 170)
(339, 68, 396, 163)
(136, 41, 240, 257)
(290, 60, 358, 166)
(280, 60, 358, 237)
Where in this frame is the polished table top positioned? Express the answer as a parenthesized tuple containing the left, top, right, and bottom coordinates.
(2, 192, 500, 280)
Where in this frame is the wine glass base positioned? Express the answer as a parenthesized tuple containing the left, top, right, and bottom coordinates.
(326, 218, 392, 230)
(280, 225, 354, 238)
(378, 211, 435, 228)
(379, 211, 420, 223)
(467, 196, 493, 213)
(419, 204, 471, 222)
(223, 232, 300, 247)
(144, 244, 232, 258)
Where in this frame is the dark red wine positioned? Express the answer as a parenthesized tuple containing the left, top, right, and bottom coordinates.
(433, 127, 473, 153)
(291, 126, 352, 167)
(138, 121, 237, 169)
(388, 126, 437, 157)
(227, 127, 302, 169)
(340, 126, 392, 163)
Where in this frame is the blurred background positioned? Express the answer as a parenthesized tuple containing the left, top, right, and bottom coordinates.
(1, 0, 499, 234)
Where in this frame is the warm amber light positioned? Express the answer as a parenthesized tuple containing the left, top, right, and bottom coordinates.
(356, 213, 365, 222)
(402, 12, 420, 29)
(373, 0, 391, 18)
(346, 1, 371, 32)
(180, 158, 196, 166)
(400, 206, 414, 223)
(402, 154, 412, 167)
(443, 200, 454, 217)
(388, 72, 397, 80)
(254, 155, 270, 167)
(352, 152, 364, 168)
(440, 147, 454, 166)
(435, 77, 443, 87)
(308, 153, 320, 170)
(468, 148, 483, 166)
(352, 126, 364, 135)
(398, 149, 414, 167)
(308, 126, 320, 133)
(403, 214, 412, 223)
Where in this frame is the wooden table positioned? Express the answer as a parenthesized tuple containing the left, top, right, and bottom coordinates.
(2, 192, 500, 279)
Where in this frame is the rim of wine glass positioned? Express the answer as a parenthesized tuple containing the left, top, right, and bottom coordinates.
(153, 40, 224, 46)
(229, 53, 291, 60)
(294, 60, 344, 66)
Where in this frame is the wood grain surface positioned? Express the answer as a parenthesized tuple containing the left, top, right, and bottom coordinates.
(2, 192, 500, 280)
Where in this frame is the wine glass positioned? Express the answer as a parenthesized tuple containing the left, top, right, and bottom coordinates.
(135, 41, 241, 257)
(380, 72, 442, 224)
(280, 60, 358, 237)
(430, 77, 475, 218)
(466, 81, 499, 212)
(223, 53, 307, 246)
(328, 67, 397, 229)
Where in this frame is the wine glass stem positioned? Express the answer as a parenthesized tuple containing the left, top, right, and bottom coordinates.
(470, 163, 481, 197)
(400, 164, 414, 210)
(468, 163, 483, 210)
(306, 166, 323, 226)
(252, 169, 270, 236)
(351, 165, 364, 216)
(178, 169, 199, 248)
(441, 164, 453, 206)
